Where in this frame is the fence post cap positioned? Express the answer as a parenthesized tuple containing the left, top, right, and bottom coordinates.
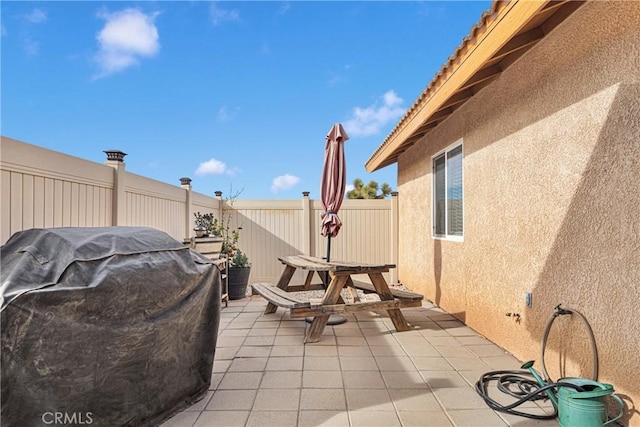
(104, 150, 127, 162)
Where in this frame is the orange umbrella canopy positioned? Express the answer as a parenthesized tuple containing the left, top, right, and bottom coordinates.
(320, 123, 349, 239)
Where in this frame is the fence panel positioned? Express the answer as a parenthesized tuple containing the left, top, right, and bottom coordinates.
(192, 192, 221, 218)
(229, 199, 306, 284)
(228, 198, 393, 285)
(1, 137, 396, 286)
(125, 172, 187, 241)
(310, 199, 392, 285)
(0, 137, 113, 243)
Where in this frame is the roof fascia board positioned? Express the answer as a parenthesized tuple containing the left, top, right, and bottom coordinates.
(365, 0, 549, 172)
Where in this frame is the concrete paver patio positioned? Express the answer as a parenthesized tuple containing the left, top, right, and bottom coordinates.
(161, 296, 557, 427)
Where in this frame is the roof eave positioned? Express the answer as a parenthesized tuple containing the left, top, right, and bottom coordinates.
(365, 0, 551, 173)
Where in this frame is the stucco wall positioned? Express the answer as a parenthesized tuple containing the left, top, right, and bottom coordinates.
(397, 2, 640, 424)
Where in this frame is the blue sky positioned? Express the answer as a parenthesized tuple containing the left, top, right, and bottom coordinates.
(1, 1, 490, 199)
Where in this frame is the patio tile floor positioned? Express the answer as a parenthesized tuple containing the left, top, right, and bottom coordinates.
(161, 296, 558, 427)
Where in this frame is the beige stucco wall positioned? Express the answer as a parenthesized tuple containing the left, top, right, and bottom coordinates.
(397, 2, 639, 424)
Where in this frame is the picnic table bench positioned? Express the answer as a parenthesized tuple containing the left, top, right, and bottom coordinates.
(251, 255, 423, 343)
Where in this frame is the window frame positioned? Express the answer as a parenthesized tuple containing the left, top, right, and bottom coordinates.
(431, 140, 464, 242)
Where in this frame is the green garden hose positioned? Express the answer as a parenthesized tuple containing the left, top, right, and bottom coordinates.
(475, 304, 599, 420)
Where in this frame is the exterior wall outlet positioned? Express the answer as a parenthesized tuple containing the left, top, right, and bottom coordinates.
(525, 292, 533, 308)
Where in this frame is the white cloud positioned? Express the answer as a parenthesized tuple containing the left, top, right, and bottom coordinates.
(196, 158, 227, 176)
(217, 106, 240, 122)
(271, 174, 300, 193)
(24, 38, 40, 56)
(327, 74, 343, 87)
(93, 8, 160, 79)
(225, 167, 240, 177)
(25, 8, 47, 24)
(210, 2, 240, 26)
(278, 3, 292, 15)
(346, 184, 354, 193)
(343, 90, 406, 137)
(19, 9, 47, 56)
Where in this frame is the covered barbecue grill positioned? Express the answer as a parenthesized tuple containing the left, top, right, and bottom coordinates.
(1, 227, 221, 426)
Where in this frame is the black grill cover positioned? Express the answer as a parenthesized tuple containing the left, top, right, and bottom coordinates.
(1, 227, 221, 426)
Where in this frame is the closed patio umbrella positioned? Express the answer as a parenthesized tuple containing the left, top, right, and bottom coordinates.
(320, 123, 349, 262)
(316, 123, 349, 325)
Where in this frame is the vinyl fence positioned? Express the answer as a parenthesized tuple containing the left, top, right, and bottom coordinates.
(0, 136, 398, 284)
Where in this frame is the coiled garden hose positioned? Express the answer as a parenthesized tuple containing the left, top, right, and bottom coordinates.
(475, 304, 599, 419)
(540, 304, 599, 382)
(474, 370, 584, 419)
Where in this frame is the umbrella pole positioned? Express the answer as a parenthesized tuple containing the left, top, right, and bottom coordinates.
(322, 233, 347, 325)
(324, 234, 331, 286)
(306, 233, 346, 325)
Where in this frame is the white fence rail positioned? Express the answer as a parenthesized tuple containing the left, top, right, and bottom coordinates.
(0, 136, 398, 284)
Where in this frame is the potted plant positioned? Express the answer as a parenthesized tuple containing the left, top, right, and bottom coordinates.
(217, 189, 251, 300)
(193, 226, 206, 238)
(193, 212, 222, 238)
(222, 226, 251, 300)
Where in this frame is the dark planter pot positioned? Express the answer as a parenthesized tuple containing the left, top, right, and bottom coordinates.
(228, 266, 251, 300)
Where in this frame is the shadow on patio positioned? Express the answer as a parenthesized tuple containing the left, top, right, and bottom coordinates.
(161, 297, 557, 427)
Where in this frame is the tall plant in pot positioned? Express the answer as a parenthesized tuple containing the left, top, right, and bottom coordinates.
(220, 191, 251, 300)
(193, 212, 222, 238)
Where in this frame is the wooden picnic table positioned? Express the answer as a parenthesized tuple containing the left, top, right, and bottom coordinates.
(252, 255, 423, 343)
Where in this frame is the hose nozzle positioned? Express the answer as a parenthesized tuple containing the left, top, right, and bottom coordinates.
(521, 360, 534, 369)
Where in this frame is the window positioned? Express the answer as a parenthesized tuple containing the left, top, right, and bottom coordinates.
(433, 143, 463, 240)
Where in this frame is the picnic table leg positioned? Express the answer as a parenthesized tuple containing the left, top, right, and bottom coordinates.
(305, 274, 348, 343)
(346, 277, 361, 303)
(369, 273, 411, 332)
(303, 271, 315, 290)
(318, 271, 346, 304)
(265, 265, 296, 314)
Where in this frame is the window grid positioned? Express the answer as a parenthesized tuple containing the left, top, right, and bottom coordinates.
(432, 142, 463, 240)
